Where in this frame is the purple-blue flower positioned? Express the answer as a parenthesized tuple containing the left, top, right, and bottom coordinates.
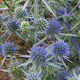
(53, 41, 69, 56)
(26, 73, 39, 80)
(15, 6, 27, 18)
(6, 18, 20, 31)
(30, 46, 47, 64)
(55, 8, 65, 21)
(47, 21, 61, 34)
(2, 42, 15, 55)
(56, 8, 65, 16)
(54, 71, 70, 80)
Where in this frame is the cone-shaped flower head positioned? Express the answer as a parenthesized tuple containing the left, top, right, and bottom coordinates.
(56, 8, 64, 21)
(2, 42, 15, 55)
(56, 8, 65, 16)
(6, 17, 20, 31)
(9, 62, 24, 80)
(15, 6, 27, 18)
(37, 18, 49, 30)
(47, 21, 61, 34)
(46, 65, 54, 74)
(20, 21, 30, 31)
(55, 71, 70, 80)
(53, 41, 69, 56)
(26, 73, 39, 80)
(30, 46, 47, 64)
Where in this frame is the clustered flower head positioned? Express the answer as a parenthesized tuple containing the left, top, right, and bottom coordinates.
(37, 18, 49, 30)
(6, 17, 20, 31)
(15, 6, 27, 18)
(56, 8, 65, 16)
(30, 46, 47, 64)
(46, 65, 54, 74)
(9, 62, 24, 80)
(2, 42, 15, 55)
(26, 73, 39, 80)
(47, 21, 61, 34)
(53, 41, 69, 56)
(20, 21, 30, 31)
(55, 71, 70, 80)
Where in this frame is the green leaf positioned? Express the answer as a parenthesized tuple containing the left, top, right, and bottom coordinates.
(42, 0, 56, 17)
(0, 56, 7, 68)
(15, 31, 25, 41)
(61, 58, 68, 70)
(38, 64, 42, 75)
(59, 33, 79, 37)
(48, 62, 62, 69)
(34, 0, 38, 22)
(33, 36, 48, 47)
(54, 34, 62, 40)
(17, 59, 32, 68)
(23, 0, 30, 10)
(0, 69, 10, 73)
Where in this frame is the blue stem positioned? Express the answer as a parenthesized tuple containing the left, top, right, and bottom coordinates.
(69, 1, 80, 15)
(3, 0, 10, 8)
(65, 0, 80, 56)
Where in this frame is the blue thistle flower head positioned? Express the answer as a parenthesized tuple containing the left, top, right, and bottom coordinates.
(6, 17, 20, 31)
(56, 8, 65, 16)
(2, 42, 16, 56)
(26, 73, 39, 80)
(30, 46, 47, 64)
(47, 21, 61, 34)
(37, 18, 49, 30)
(15, 6, 27, 18)
(55, 71, 70, 80)
(53, 41, 69, 56)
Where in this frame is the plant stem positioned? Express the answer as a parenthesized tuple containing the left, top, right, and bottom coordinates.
(69, 1, 80, 15)
(3, 0, 10, 8)
(65, 0, 80, 56)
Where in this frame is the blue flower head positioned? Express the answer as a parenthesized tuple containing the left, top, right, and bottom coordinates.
(47, 21, 61, 34)
(55, 71, 70, 80)
(37, 18, 49, 30)
(30, 46, 47, 64)
(26, 73, 39, 80)
(53, 41, 69, 56)
(15, 6, 27, 18)
(6, 18, 20, 31)
(56, 8, 65, 16)
(56, 8, 65, 21)
(2, 42, 15, 55)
